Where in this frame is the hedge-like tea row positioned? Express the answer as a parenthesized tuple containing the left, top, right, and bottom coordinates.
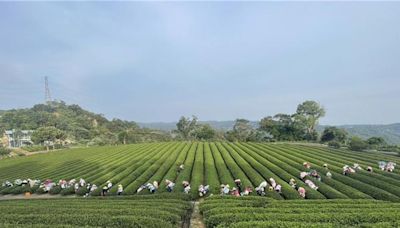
(204, 142, 220, 194)
(241, 143, 346, 199)
(221, 143, 291, 199)
(200, 197, 400, 227)
(244, 143, 369, 199)
(209, 143, 235, 187)
(247, 143, 395, 201)
(124, 143, 184, 194)
(174, 143, 198, 193)
(157, 143, 191, 193)
(0, 194, 191, 228)
(292, 145, 400, 187)
(1, 142, 400, 201)
(264, 144, 400, 202)
(190, 142, 205, 198)
(296, 144, 400, 176)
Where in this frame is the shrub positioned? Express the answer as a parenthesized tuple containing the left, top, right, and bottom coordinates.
(0, 147, 11, 156)
(349, 137, 368, 151)
(49, 186, 62, 195)
(328, 141, 341, 149)
(60, 186, 76, 195)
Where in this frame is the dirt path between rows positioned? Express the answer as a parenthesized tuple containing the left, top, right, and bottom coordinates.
(189, 199, 206, 228)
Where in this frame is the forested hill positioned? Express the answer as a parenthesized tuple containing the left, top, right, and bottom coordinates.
(324, 124, 400, 145)
(0, 101, 170, 145)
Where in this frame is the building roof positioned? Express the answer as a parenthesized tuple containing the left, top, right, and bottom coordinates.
(4, 129, 34, 135)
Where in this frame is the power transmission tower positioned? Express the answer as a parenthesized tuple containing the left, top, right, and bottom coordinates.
(45, 76, 52, 104)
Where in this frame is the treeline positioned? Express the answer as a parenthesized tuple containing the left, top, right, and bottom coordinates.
(174, 100, 399, 153)
(1, 100, 398, 153)
(175, 100, 325, 142)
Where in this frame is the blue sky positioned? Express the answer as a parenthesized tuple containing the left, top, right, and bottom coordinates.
(0, 2, 399, 125)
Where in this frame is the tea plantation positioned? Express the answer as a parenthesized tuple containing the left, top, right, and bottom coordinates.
(201, 197, 400, 227)
(1, 142, 400, 227)
(0, 194, 191, 227)
(1, 142, 400, 200)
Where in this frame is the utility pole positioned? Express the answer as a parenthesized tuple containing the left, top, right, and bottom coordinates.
(45, 76, 52, 104)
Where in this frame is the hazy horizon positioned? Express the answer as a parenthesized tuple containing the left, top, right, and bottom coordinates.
(1, 2, 399, 125)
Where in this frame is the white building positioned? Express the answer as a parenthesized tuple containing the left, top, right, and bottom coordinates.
(4, 130, 34, 148)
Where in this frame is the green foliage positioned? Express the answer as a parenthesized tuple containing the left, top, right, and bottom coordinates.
(259, 114, 304, 141)
(0, 101, 171, 145)
(31, 126, 66, 148)
(0, 195, 191, 227)
(175, 116, 217, 141)
(321, 127, 348, 143)
(295, 100, 325, 139)
(328, 141, 341, 149)
(200, 198, 400, 227)
(275, 144, 399, 201)
(22, 145, 48, 152)
(225, 119, 256, 142)
(367, 137, 386, 146)
(1, 142, 400, 205)
(190, 143, 204, 198)
(173, 143, 197, 193)
(379, 145, 400, 153)
(349, 137, 368, 151)
(367, 137, 388, 150)
(193, 124, 216, 140)
(0, 147, 11, 156)
(258, 100, 325, 142)
(176, 116, 198, 139)
(203, 142, 220, 194)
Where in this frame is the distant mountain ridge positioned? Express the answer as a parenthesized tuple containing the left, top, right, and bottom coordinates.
(139, 121, 400, 145)
(318, 123, 400, 145)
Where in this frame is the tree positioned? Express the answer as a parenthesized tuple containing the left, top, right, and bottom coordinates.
(31, 127, 66, 150)
(193, 124, 216, 140)
(349, 137, 368, 151)
(226, 119, 254, 142)
(176, 116, 198, 140)
(321, 127, 348, 143)
(118, 130, 130, 145)
(295, 101, 325, 141)
(247, 130, 271, 142)
(367, 137, 386, 146)
(108, 118, 138, 132)
(259, 116, 279, 138)
(259, 114, 304, 141)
